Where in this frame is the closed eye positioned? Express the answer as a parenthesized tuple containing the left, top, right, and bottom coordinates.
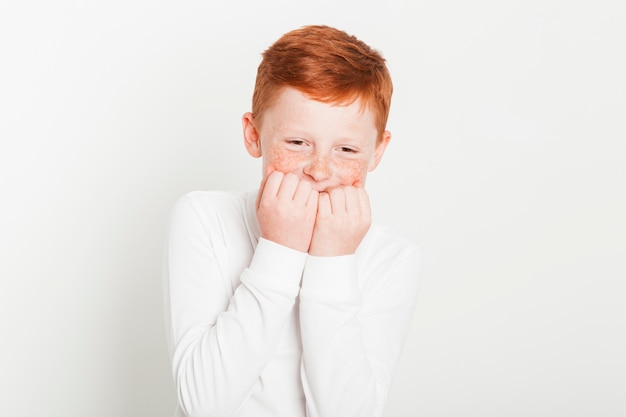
(286, 139, 306, 146)
(339, 147, 358, 153)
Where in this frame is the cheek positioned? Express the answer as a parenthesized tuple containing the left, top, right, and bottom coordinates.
(264, 146, 305, 174)
(335, 159, 369, 185)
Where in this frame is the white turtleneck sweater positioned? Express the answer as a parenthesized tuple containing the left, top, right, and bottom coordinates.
(163, 190, 421, 417)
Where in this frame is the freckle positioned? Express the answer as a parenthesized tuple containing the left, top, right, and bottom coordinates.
(266, 146, 302, 173)
(341, 159, 369, 184)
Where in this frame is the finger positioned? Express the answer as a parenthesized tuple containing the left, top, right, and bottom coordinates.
(256, 165, 276, 209)
(277, 172, 300, 200)
(293, 178, 313, 204)
(352, 179, 363, 188)
(317, 192, 331, 216)
(343, 185, 359, 213)
(356, 187, 371, 218)
(328, 187, 346, 214)
(306, 188, 319, 209)
(260, 170, 284, 202)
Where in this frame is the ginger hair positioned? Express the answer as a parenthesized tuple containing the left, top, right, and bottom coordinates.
(252, 25, 393, 143)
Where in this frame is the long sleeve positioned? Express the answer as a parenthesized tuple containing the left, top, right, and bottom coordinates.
(299, 229, 421, 417)
(163, 194, 307, 417)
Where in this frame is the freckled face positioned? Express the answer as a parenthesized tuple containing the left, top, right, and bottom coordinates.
(252, 88, 384, 192)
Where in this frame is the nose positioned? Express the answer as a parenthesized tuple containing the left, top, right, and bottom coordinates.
(303, 154, 333, 183)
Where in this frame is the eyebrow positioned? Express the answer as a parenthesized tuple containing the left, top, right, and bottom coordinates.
(271, 126, 310, 138)
(270, 122, 375, 145)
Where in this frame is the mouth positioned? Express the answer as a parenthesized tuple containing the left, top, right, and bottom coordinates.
(311, 186, 329, 193)
(312, 185, 340, 193)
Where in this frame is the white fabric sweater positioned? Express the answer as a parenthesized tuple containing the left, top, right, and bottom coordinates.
(163, 190, 421, 417)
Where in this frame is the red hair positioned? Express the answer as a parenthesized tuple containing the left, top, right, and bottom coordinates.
(252, 25, 393, 143)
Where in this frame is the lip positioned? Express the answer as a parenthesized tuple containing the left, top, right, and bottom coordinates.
(309, 181, 346, 193)
(310, 183, 333, 193)
(297, 177, 336, 192)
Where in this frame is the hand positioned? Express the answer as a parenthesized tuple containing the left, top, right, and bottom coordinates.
(256, 166, 319, 252)
(308, 181, 371, 257)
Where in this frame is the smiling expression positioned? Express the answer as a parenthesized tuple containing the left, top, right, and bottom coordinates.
(243, 88, 390, 192)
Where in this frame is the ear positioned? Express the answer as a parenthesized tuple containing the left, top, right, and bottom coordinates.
(242, 112, 262, 158)
(368, 130, 391, 171)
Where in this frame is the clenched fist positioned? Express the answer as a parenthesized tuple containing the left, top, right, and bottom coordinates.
(308, 182, 371, 257)
(256, 167, 319, 253)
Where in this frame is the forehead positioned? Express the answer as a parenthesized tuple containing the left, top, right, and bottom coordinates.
(262, 88, 377, 134)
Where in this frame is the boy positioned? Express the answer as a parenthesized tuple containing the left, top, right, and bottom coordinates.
(164, 25, 421, 417)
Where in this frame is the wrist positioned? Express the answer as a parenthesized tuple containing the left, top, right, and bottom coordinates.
(301, 254, 360, 301)
(308, 243, 357, 257)
(248, 238, 308, 286)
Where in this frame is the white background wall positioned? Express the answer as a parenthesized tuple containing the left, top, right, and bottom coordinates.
(1, 1, 624, 416)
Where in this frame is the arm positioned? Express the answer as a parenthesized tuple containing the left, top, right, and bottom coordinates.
(299, 243, 421, 417)
(164, 195, 306, 417)
(300, 185, 421, 417)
